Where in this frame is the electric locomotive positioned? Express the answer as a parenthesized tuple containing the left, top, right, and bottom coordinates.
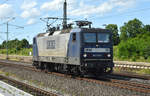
(32, 1, 114, 76)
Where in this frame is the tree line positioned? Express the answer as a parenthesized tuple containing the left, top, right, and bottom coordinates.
(106, 18, 150, 61)
(0, 39, 32, 56)
(0, 38, 31, 50)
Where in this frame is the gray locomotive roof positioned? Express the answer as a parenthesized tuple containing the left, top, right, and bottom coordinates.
(80, 28, 110, 32)
(35, 28, 110, 38)
(71, 28, 110, 33)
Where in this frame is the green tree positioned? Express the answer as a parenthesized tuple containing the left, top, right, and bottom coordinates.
(1, 40, 6, 49)
(20, 39, 29, 48)
(106, 24, 120, 45)
(120, 18, 143, 41)
(0, 39, 29, 49)
(143, 25, 150, 33)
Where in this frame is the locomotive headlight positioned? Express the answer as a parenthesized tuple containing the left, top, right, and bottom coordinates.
(107, 54, 111, 57)
(83, 54, 87, 57)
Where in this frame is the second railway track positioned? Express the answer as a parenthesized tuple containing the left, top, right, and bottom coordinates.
(0, 74, 58, 96)
(0, 60, 150, 94)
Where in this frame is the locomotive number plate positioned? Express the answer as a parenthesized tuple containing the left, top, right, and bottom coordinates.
(84, 48, 110, 52)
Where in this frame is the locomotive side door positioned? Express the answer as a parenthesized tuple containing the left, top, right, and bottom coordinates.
(68, 32, 80, 57)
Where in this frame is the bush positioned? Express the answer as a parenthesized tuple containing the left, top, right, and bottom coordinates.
(116, 33, 150, 61)
(0, 48, 32, 56)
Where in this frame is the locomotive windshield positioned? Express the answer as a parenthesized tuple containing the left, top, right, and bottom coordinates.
(84, 33, 96, 43)
(98, 33, 110, 43)
(83, 32, 110, 43)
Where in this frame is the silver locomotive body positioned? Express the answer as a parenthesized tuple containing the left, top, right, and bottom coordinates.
(33, 28, 114, 75)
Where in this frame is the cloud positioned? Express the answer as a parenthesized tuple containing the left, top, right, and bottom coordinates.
(21, 8, 40, 18)
(0, 4, 14, 18)
(21, 0, 37, 10)
(40, 0, 63, 11)
(27, 18, 36, 25)
(68, 0, 136, 17)
(114, 0, 135, 7)
(114, 0, 136, 11)
(20, 0, 41, 25)
(40, 0, 75, 11)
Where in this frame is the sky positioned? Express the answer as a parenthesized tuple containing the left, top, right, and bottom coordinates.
(0, 0, 150, 44)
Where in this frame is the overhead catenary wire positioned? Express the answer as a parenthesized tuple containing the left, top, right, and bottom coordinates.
(7, 24, 24, 29)
(0, 18, 24, 59)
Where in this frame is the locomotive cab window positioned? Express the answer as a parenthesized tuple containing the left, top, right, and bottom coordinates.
(84, 33, 96, 43)
(72, 33, 76, 42)
(98, 33, 110, 43)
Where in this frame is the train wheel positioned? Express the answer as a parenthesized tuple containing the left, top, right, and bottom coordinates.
(63, 65, 69, 74)
(70, 66, 80, 77)
(39, 62, 44, 70)
(35, 62, 40, 69)
(48, 64, 55, 72)
(78, 66, 85, 77)
(43, 63, 49, 73)
(33, 61, 39, 69)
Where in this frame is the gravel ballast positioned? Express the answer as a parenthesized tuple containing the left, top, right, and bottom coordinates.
(0, 65, 149, 96)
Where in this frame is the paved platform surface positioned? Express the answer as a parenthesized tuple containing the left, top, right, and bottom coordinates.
(0, 81, 32, 96)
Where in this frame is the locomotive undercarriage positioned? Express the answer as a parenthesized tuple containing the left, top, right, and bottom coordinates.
(33, 61, 113, 76)
(82, 60, 113, 75)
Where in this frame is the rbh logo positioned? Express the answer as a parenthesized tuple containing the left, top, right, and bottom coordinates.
(47, 40, 55, 49)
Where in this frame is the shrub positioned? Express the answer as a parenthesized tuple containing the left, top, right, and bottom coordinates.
(116, 33, 150, 61)
(0, 48, 32, 56)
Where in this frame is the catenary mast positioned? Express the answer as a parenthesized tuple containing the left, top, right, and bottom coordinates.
(63, 0, 67, 29)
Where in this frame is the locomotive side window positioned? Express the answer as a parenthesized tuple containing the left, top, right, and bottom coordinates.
(47, 40, 55, 49)
(72, 33, 76, 41)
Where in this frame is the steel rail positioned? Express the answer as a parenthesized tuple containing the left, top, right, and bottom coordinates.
(115, 64, 150, 69)
(77, 77, 150, 94)
(0, 75, 58, 96)
(112, 72, 150, 80)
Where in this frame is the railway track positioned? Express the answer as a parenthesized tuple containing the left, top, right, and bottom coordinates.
(0, 75, 57, 96)
(112, 72, 150, 80)
(114, 61, 150, 69)
(78, 77, 150, 94)
(0, 60, 150, 94)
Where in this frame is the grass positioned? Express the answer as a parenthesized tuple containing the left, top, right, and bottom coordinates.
(5, 72, 10, 76)
(0, 48, 32, 56)
(135, 69, 150, 75)
(114, 56, 150, 62)
(114, 67, 150, 75)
